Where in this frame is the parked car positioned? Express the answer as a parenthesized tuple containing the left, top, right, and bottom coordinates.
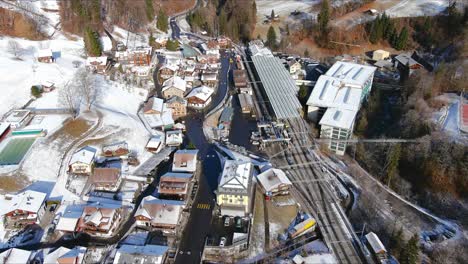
(219, 237, 226, 247)
(235, 217, 243, 228)
(224, 216, 231, 227)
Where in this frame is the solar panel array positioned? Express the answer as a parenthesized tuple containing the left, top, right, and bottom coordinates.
(251, 56, 302, 120)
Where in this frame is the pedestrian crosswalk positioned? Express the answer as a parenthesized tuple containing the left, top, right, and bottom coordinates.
(196, 203, 211, 210)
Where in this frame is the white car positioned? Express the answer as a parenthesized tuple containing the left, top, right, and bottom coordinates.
(219, 237, 227, 247)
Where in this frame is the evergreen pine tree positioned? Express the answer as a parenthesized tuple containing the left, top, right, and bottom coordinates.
(304, 48, 309, 57)
(157, 9, 169, 32)
(298, 84, 308, 103)
(385, 143, 401, 188)
(400, 234, 419, 264)
(84, 26, 102, 56)
(395, 27, 409, 50)
(266, 25, 277, 49)
(145, 0, 154, 21)
(219, 9, 227, 35)
(271, 9, 275, 20)
(390, 228, 404, 259)
(317, 0, 330, 35)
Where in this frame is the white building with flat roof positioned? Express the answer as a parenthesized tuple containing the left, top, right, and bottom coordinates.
(307, 61, 376, 155)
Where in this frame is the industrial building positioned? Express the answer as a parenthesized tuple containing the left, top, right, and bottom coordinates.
(307, 61, 376, 155)
(249, 47, 302, 120)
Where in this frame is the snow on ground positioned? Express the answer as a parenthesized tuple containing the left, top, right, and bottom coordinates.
(177, 17, 191, 32)
(386, 0, 449, 18)
(101, 36, 113, 52)
(0, 37, 85, 117)
(256, 0, 318, 18)
(303, 253, 337, 263)
(95, 77, 152, 173)
(443, 101, 460, 135)
(112, 26, 149, 49)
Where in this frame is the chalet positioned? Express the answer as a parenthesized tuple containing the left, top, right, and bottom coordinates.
(135, 196, 184, 233)
(216, 160, 253, 217)
(113, 245, 168, 264)
(256, 168, 292, 197)
(162, 76, 187, 99)
(145, 135, 164, 153)
(37, 49, 54, 63)
(37, 81, 55, 92)
(131, 66, 152, 78)
(102, 141, 129, 157)
(4, 109, 32, 128)
(0, 248, 32, 264)
(372, 49, 390, 61)
(55, 204, 84, 234)
(165, 96, 187, 120)
(287, 60, 302, 74)
(1, 190, 47, 228)
(85, 56, 109, 74)
(90, 167, 122, 192)
(68, 146, 96, 175)
(143, 97, 165, 115)
(172, 149, 198, 173)
(128, 46, 152, 66)
(394, 52, 424, 76)
(159, 65, 179, 80)
(217, 36, 230, 48)
(186, 86, 214, 109)
(201, 72, 218, 87)
(144, 108, 174, 130)
(0, 122, 11, 143)
(165, 130, 183, 147)
(77, 205, 121, 236)
(158, 172, 192, 200)
(43, 246, 87, 264)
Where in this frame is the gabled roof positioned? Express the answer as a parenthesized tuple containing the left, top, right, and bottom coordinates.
(135, 196, 184, 225)
(146, 135, 164, 149)
(85, 56, 108, 66)
(257, 168, 292, 192)
(365, 232, 387, 254)
(160, 64, 179, 72)
(114, 245, 168, 264)
(0, 248, 31, 264)
(218, 160, 252, 191)
(0, 190, 46, 215)
(37, 49, 52, 58)
(185, 86, 214, 102)
(162, 76, 186, 93)
(166, 96, 187, 105)
(91, 167, 121, 183)
(69, 146, 96, 165)
(144, 97, 165, 113)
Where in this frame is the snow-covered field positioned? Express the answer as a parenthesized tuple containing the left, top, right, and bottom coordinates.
(386, 0, 449, 18)
(0, 37, 85, 118)
(256, 0, 318, 18)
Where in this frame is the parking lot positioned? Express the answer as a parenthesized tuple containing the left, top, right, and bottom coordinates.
(206, 214, 250, 247)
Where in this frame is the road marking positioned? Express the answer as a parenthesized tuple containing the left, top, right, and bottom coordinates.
(196, 203, 211, 209)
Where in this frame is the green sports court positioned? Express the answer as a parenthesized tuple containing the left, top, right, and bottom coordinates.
(0, 137, 36, 165)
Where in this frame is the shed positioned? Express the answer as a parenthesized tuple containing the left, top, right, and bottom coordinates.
(372, 50, 390, 61)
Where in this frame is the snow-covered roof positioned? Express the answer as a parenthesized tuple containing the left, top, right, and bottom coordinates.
(144, 97, 165, 113)
(307, 75, 341, 107)
(327, 61, 376, 86)
(249, 43, 273, 57)
(144, 108, 174, 128)
(218, 160, 252, 192)
(69, 146, 96, 165)
(44, 246, 86, 264)
(319, 108, 357, 130)
(86, 56, 108, 66)
(56, 216, 80, 232)
(146, 135, 164, 149)
(161, 172, 193, 179)
(0, 122, 10, 135)
(136, 196, 184, 226)
(5, 109, 30, 123)
(162, 76, 186, 93)
(172, 149, 198, 172)
(161, 64, 179, 72)
(365, 232, 387, 254)
(185, 86, 214, 102)
(0, 190, 46, 215)
(165, 130, 183, 144)
(0, 248, 32, 264)
(37, 49, 52, 58)
(257, 168, 292, 192)
(114, 245, 168, 264)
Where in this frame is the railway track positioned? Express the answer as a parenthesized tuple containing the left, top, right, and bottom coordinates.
(273, 117, 364, 264)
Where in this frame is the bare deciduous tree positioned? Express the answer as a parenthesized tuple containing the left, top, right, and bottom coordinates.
(75, 69, 100, 111)
(59, 81, 81, 118)
(7, 40, 23, 59)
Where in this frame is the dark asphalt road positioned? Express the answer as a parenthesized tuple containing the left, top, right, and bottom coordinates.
(170, 18, 181, 39)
